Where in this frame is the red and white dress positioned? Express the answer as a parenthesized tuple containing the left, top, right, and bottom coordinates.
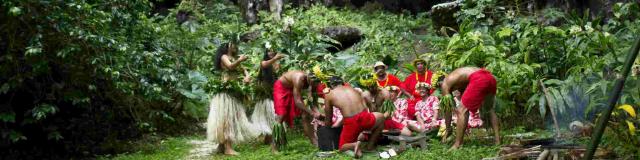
(391, 98, 409, 123)
(452, 96, 483, 128)
(384, 98, 409, 130)
(414, 96, 442, 130)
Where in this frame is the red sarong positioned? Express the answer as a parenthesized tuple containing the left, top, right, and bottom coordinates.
(339, 110, 376, 149)
(273, 80, 301, 127)
(406, 98, 419, 120)
(461, 69, 497, 112)
(384, 119, 404, 130)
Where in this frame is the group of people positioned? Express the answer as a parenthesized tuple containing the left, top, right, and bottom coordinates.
(207, 41, 501, 157)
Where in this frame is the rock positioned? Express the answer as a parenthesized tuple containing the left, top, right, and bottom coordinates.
(321, 26, 363, 52)
(240, 30, 261, 42)
(430, 1, 461, 36)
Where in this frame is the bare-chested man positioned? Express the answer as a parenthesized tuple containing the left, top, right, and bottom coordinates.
(441, 67, 500, 150)
(323, 86, 385, 158)
(272, 70, 322, 151)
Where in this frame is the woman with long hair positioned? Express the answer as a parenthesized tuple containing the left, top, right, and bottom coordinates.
(207, 42, 256, 155)
(251, 48, 284, 145)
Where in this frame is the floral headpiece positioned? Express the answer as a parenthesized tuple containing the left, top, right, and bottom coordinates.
(415, 82, 431, 90)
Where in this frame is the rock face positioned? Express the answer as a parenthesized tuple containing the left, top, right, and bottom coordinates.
(430, 1, 461, 36)
(321, 26, 363, 52)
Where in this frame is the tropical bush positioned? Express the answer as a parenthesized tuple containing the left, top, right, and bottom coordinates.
(1, 0, 640, 158)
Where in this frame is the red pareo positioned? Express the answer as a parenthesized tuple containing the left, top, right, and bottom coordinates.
(461, 69, 497, 112)
(339, 110, 377, 149)
(273, 80, 301, 127)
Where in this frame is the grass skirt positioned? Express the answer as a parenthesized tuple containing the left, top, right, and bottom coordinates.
(250, 99, 277, 135)
(206, 93, 257, 143)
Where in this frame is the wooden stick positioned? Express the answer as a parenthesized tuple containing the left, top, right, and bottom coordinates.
(539, 80, 561, 138)
(537, 149, 550, 160)
(483, 145, 542, 160)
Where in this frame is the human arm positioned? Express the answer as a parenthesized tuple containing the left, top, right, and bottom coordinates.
(221, 54, 248, 70)
(292, 76, 319, 117)
(323, 100, 333, 125)
(243, 69, 251, 83)
(260, 53, 285, 68)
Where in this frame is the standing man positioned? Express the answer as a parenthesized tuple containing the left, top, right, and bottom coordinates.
(323, 85, 386, 158)
(441, 67, 500, 150)
(272, 70, 323, 151)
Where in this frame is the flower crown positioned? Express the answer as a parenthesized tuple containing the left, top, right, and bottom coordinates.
(415, 82, 431, 90)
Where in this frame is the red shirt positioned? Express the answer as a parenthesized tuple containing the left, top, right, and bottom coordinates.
(377, 74, 404, 90)
(403, 70, 433, 98)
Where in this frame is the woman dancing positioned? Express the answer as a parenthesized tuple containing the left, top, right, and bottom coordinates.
(207, 42, 257, 155)
(251, 47, 285, 144)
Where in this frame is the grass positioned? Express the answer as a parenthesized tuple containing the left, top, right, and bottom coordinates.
(102, 128, 557, 160)
(98, 136, 195, 160)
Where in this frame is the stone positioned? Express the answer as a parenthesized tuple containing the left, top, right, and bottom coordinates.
(430, 1, 461, 36)
(321, 26, 363, 52)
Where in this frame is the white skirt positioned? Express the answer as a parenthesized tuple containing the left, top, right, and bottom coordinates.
(206, 93, 257, 143)
(250, 99, 277, 135)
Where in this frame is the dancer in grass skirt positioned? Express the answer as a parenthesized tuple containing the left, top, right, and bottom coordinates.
(207, 42, 257, 155)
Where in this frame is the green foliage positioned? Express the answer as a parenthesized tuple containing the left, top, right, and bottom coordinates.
(98, 136, 194, 160)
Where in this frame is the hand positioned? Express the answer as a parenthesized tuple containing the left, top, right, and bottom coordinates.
(238, 55, 248, 62)
(243, 76, 251, 83)
(274, 53, 285, 60)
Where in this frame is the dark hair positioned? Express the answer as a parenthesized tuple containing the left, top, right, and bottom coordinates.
(329, 76, 343, 88)
(214, 42, 233, 70)
(258, 49, 276, 85)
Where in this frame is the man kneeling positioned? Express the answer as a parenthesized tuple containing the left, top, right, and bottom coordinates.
(323, 85, 385, 158)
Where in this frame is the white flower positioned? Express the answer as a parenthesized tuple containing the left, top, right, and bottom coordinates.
(265, 41, 272, 49)
(584, 24, 594, 33)
(283, 16, 295, 26)
(603, 32, 611, 37)
(569, 25, 582, 34)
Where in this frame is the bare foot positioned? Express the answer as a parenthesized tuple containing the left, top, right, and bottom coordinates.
(354, 141, 363, 159)
(224, 149, 239, 156)
(449, 144, 461, 151)
(271, 144, 280, 154)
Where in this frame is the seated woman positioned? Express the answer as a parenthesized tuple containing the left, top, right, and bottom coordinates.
(385, 86, 423, 135)
(408, 82, 442, 132)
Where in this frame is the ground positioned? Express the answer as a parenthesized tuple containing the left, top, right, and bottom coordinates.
(100, 128, 550, 160)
